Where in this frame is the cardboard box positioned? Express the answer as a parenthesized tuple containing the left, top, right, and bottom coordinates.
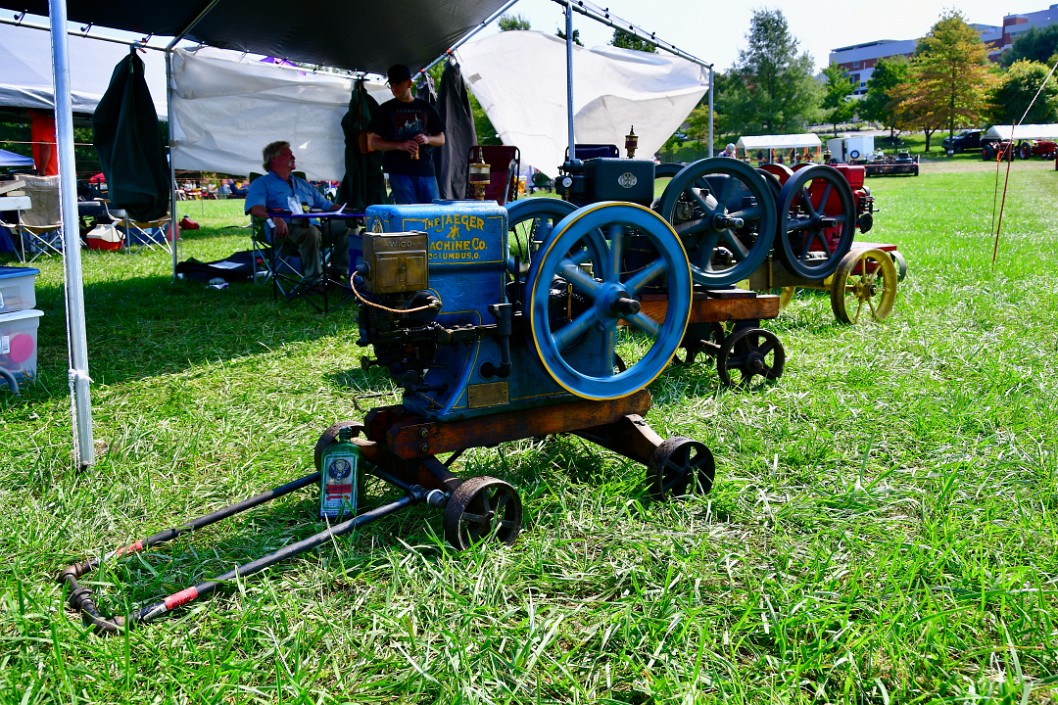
(0, 266, 39, 314)
(0, 308, 43, 382)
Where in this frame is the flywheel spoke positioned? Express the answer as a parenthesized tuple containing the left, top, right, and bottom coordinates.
(626, 258, 669, 294)
(624, 311, 661, 338)
(554, 309, 599, 351)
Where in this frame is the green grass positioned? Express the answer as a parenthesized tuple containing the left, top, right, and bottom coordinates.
(3, 160, 1058, 703)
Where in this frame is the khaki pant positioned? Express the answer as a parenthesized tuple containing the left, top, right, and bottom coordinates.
(287, 219, 350, 280)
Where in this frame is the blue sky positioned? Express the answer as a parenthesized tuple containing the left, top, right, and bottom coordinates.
(496, 0, 1014, 72)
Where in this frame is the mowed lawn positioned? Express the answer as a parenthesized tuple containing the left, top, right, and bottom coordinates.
(2, 157, 1057, 703)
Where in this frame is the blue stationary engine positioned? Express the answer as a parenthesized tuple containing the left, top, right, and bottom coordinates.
(356, 202, 597, 421)
(354, 200, 693, 422)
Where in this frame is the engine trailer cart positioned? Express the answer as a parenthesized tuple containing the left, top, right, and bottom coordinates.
(59, 199, 716, 633)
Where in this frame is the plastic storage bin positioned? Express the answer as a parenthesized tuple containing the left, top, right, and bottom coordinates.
(0, 266, 39, 314)
(0, 308, 43, 381)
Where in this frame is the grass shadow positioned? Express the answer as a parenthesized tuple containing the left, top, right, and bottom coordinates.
(29, 271, 360, 390)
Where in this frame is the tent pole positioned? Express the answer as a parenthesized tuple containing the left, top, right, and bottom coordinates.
(421, 0, 521, 74)
(708, 65, 714, 158)
(163, 2, 223, 282)
(165, 48, 178, 281)
(565, 1, 575, 160)
(48, 0, 94, 469)
(548, 0, 711, 69)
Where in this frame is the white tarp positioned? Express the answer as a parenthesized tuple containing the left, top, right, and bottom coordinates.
(736, 134, 822, 151)
(0, 22, 167, 115)
(456, 31, 709, 177)
(984, 124, 1058, 141)
(170, 48, 390, 180)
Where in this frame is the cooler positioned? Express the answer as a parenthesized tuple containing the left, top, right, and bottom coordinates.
(0, 266, 39, 314)
(0, 308, 43, 381)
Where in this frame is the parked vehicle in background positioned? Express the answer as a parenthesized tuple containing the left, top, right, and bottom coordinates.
(1019, 140, 1058, 160)
(942, 129, 983, 154)
(981, 139, 1057, 161)
(826, 136, 874, 164)
(864, 148, 919, 177)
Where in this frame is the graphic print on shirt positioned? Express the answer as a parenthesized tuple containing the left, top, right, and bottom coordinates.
(392, 110, 429, 142)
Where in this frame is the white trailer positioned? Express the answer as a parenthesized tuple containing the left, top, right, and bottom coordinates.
(826, 135, 874, 164)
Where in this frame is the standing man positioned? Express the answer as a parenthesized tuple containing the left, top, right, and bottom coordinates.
(368, 64, 446, 204)
(246, 141, 349, 282)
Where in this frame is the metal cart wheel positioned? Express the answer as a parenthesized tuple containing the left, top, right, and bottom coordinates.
(314, 421, 367, 472)
(656, 157, 777, 287)
(648, 437, 715, 500)
(527, 202, 692, 400)
(776, 164, 856, 280)
(673, 322, 726, 366)
(716, 326, 785, 388)
(443, 476, 523, 550)
(830, 248, 898, 324)
(890, 249, 908, 282)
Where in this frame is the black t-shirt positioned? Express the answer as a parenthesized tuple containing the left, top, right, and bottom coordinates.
(368, 97, 445, 177)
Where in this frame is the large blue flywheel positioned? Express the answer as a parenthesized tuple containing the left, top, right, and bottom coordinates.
(526, 202, 692, 400)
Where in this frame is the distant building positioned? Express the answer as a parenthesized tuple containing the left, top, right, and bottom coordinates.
(998, 4, 1058, 53)
(829, 39, 916, 96)
(829, 5, 1056, 94)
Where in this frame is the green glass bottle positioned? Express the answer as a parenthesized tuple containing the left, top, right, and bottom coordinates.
(320, 427, 360, 520)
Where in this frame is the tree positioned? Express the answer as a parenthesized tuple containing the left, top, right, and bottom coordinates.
(896, 10, 995, 150)
(989, 60, 1058, 125)
(718, 9, 821, 135)
(556, 28, 582, 46)
(498, 14, 530, 31)
(682, 103, 712, 144)
(821, 65, 856, 136)
(1000, 24, 1058, 67)
(610, 29, 657, 53)
(860, 57, 911, 138)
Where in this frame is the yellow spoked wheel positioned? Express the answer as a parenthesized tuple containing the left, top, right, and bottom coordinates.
(830, 248, 898, 324)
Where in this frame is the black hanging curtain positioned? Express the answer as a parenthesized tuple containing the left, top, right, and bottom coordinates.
(92, 49, 169, 222)
(436, 61, 477, 200)
(337, 79, 387, 211)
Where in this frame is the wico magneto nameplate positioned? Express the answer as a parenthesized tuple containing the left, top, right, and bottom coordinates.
(361, 231, 429, 294)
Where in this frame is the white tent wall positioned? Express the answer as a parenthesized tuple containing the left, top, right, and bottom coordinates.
(456, 31, 709, 176)
(169, 49, 390, 180)
(736, 134, 822, 151)
(0, 22, 167, 115)
(983, 124, 1058, 141)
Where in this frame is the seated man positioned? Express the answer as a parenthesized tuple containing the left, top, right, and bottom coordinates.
(245, 140, 349, 282)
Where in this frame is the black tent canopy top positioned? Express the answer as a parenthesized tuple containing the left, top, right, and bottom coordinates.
(2, 0, 513, 73)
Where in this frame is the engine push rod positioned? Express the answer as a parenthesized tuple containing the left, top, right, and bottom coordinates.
(58, 470, 438, 635)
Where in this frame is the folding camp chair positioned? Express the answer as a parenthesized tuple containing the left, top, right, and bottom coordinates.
(121, 214, 172, 253)
(249, 172, 306, 299)
(466, 145, 520, 205)
(10, 174, 66, 262)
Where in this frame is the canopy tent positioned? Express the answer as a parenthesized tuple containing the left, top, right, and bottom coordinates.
(736, 134, 823, 163)
(0, 0, 516, 469)
(984, 124, 1058, 141)
(0, 22, 167, 115)
(3, 0, 513, 74)
(0, 148, 35, 168)
(456, 31, 709, 176)
(3, 0, 713, 468)
(169, 48, 390, 181)
(736, 134, 823, 151)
